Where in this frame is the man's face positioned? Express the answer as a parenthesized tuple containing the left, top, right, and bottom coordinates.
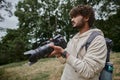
(71, 15, 85, 30)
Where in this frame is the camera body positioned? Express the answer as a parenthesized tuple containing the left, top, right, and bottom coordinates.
(24, 34, 67, 65)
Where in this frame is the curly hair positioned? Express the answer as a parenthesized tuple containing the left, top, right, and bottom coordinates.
(69, 5, 95, 28)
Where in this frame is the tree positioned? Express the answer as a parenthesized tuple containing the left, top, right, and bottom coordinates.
(0, 29, 29, 65)
(14, 0, 120, 52)
(95, 9, 120, 52)
(0, 0, 120, 65)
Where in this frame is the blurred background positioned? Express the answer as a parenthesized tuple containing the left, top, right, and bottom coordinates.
(0, 0, 120, 80)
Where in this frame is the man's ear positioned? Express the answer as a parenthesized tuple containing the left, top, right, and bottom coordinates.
(84, 17, 89, 22)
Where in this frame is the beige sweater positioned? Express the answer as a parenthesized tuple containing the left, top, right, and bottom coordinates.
(61, 29, 107, 80)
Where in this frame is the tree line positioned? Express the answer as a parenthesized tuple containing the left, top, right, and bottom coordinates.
(0, 0, 120, 65)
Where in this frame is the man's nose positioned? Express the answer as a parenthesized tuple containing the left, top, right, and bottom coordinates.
(71, 18, 74, 22)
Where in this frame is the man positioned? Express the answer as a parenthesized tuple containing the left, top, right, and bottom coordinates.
(49, 5, 107, 80)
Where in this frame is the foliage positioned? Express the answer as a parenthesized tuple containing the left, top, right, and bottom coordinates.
(0, 29, 29, 65)
(95, 9, 120, 52)
(0, 0, 120, 65)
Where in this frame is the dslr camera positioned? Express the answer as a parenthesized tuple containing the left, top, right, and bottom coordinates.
(24, 34, 67, 65)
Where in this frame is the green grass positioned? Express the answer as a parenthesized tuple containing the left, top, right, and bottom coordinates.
(0, 58, 64, 80)
(110, 52, 120, 80)
(0, 53, 120, 80)
(32, 72, 50, 80)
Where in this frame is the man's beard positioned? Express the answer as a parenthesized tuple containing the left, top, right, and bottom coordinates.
(73, 18, 85, 30)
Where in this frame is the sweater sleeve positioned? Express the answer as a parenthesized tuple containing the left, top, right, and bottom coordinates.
(66, 35, 107, 79)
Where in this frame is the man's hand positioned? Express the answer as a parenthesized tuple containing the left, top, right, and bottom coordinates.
(49, 43, 64, 57)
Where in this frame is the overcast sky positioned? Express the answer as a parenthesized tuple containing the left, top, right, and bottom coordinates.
(0, 0, 20, 39)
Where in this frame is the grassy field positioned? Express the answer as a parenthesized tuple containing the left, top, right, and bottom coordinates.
(0, 52, 120, 80)
(110, 52, 120, 80)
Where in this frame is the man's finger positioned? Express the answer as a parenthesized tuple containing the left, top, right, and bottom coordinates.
(49, 51, 55, 57)
(48, 43, 55, 48)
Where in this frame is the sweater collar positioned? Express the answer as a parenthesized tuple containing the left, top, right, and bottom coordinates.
(74, 28, 104, 39)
